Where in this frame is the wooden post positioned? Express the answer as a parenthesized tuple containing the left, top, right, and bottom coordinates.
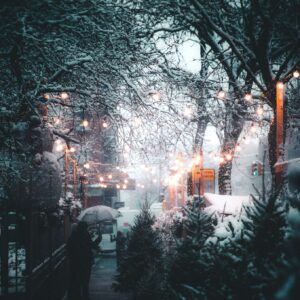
(178, 153, 185, 206)
(199, 149, 204, 196)
(73, 160, 76, 198)
(169, 185, 173, 209)
(192, 164, 195, 196)
(275, 82, 285, 186)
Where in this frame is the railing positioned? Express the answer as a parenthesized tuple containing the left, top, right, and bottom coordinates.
(1, 210, 70, 300)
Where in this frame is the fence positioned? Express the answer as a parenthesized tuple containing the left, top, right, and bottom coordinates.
(0, 208, 70, 300)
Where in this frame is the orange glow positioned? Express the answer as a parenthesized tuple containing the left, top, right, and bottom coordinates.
(225, 154, 232, 161)
(82, 120, 89, 128)
(276, 82, 284, 89)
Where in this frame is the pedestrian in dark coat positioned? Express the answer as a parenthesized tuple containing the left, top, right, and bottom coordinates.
(115, 231, 126, 268)
(67, 221, 100, 300)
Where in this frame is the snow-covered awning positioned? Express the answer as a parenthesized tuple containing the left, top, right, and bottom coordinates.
(204, 193, 251, 215)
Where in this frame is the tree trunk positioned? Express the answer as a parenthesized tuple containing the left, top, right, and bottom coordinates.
(218, 111, 245, 195)
(194, 117, 208, 152)
(218, 157, 233, 195)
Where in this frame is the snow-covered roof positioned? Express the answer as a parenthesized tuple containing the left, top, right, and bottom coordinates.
(204, 193, 251, 215)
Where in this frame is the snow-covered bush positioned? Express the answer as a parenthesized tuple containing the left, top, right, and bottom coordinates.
(152, 208, 185, 255)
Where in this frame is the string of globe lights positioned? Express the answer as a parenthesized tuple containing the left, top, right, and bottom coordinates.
(163, 70, 300, 188)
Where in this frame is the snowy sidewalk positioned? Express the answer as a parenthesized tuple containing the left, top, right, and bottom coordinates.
(89, 253, 129, 300)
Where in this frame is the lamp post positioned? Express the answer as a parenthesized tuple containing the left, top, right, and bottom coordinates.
(275, 82, 285, 186)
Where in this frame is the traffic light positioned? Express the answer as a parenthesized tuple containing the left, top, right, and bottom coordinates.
(251, 161, 263, 176)
(251, 162, 259, 176)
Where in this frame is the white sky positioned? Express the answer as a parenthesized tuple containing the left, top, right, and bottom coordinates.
(178, 40, 201, 74)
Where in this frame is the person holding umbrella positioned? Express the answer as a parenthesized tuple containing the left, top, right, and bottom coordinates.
(67, 221, 101, 300)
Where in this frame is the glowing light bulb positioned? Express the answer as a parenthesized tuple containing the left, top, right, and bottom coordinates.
(84, 163, 90, 169)
(141, 185, 145, 189)
(219, 157, 225, 164)
(236, 145, 241, 152)
(123, 184, 127, 189)
(54, 117, 60, 125)
(69, 147, 76, 153)
(277, 82, 284, 89)
(56, 144, 63, 151)
(108, 174, 112, 179)
(257, 107, 264, 116)
(82, 120, 89, 128)
(218, 90, 226, 99)
(55, 139, 61, 144)
(152, 179, 157, 183)
(99, 177, 104, 182)
(293, 70, 299, 78)
(225, 154, 232, 161)
(244, 94, 252, 101)
(60, 92, 69, 100)
(124, 179, 128, 184)
(116, 184, 120, 189)
(102, 122, 108, 128)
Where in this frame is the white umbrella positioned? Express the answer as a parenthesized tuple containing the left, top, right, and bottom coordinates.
(77, 205, 121, 224)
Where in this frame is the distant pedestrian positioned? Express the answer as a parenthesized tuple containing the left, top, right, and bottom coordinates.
(67, 221, 100, 300)
(115, 231, 126, 268)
